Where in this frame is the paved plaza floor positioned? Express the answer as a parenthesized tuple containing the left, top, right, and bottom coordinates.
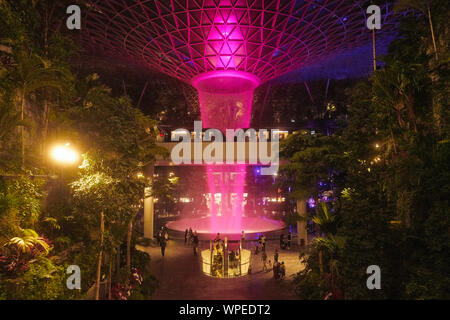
(137, 239, 305, 300)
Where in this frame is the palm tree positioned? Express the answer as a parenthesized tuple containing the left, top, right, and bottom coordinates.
(372, 62, 422, 133)
(0, 104, 20, 142)
(0, 102, 22, 164)
(312, 235, 345, 284)
(7, 49, 69, 167)
(312, 202, 338, 236)
(395, 0, 439, 60)
(74, 73, 112, 109)
(310, 202, 339, 275)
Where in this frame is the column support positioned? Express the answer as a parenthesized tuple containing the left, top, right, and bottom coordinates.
(296, 199, 308, 247)
(143, 165, 155, 239)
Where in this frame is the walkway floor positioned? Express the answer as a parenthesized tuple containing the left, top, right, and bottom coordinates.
(137, 239, 304, 300)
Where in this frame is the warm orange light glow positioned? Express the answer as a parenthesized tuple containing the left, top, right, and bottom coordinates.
(51, 143, 79, 164)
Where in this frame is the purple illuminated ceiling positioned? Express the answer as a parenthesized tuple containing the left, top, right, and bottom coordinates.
(84, 0, 400, 84)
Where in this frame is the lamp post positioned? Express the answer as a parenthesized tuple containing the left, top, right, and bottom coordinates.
(50, 143, 79, 190)
(50, 143, 79, 165)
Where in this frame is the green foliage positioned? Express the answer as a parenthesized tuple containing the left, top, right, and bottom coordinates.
(293, 268, 328, 300)
(312, 202, 338, 236)
(0, 176, 43, 242)
(151, 173, 180, 214)
(286, 0, 449, 299)
(65, 66, 165, 295)
(280, 132, 344, 200)
(311, 235, 346, 255)
(2, 257, 78, 300)
(0, 1, 161, 300)
(0, 102, 21, 164)
(129, 273, 158, 300)
(6, 228, 50, 254)
(131, 249, 150, 271)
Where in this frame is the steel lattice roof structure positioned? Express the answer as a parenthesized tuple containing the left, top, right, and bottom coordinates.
(84, 0, 400, 84)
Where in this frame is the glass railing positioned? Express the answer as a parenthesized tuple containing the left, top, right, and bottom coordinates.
(201, 239, 251, 278)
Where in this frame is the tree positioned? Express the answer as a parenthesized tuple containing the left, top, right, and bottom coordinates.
(4, 49, 70, 167)
(68, 82, 165, 298)
(280, 132, 344, 203)
(0, 102, 22, 169)
(151, 173, 180, 215)
(289, 1, 449, 298)
(0, 1, 162, 300)
(313, 202, 338, 236)
(395, 0, 440, 60)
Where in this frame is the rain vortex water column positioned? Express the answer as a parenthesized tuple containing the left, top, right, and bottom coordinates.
(192, 71, 260, 235)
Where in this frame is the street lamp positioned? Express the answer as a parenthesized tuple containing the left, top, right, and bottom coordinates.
(50, 143, 79, 192)
(51, 143, 79, 164)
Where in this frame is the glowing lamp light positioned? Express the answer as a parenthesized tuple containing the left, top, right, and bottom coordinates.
(51, 143, 79, 164)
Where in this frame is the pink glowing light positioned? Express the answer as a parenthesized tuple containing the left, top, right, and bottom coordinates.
(84, 1, 400, 235)
(166, 216, 285, 240)
(192, 71, 259, 131)
(84, 1, 400, 84)
(192, 71, 259, 234)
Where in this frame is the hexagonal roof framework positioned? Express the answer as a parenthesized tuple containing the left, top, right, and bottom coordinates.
(84, 0, 399, 84)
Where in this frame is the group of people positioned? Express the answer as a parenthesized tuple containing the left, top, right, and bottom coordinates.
(255, 240, 286, 279)
(184, 228, 199, 256)
(267, 249, 285, 279)
(228, 248, 241, 276)
(254, 234, 266, 254)
(213, 233, 225, 255)
(273, 260, 286, 279)
(279, 232, 292, 250)
(178, 229, 286, 279)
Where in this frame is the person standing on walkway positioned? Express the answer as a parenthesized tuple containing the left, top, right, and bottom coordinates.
(164, 229, 169, 242)
(184, 228, 188, 245)
(188, 227, 193, 244)
(280, 233, 285, 249)
(160, 237, 167, 257)
(280, 261, 286, 279)
(229, 250, 235, 275)
(287, 232, 292, 249)
(273, 260, 279, 279)
(261, 234, 266, 251)
(274, 249, 279, 263)
(262, 249, 268, 271)
(157, 227, 163, 246)
(193, 231, 199, 256)
(266, 259, 272, 272)
(254, 242, 260, 255)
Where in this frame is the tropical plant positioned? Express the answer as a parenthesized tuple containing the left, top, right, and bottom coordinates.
(5, 228, 50, 255)
(395, 0, 440, 60)
(4, 49, 71, 167)
(312, 202, 338, 236)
